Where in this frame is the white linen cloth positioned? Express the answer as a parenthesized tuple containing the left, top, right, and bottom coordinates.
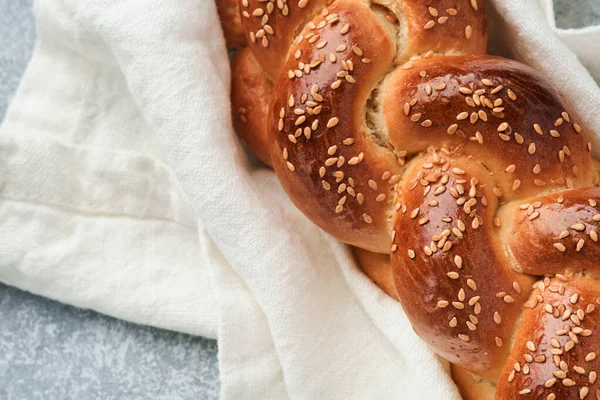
(0, 0, 598, 398)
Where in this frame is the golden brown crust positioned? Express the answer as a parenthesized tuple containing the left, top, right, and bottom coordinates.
(496, 276, 600, 399)
(238, 0, 329, 81)
(216, 0, 247, 50)
(269, 0, 401, 252)
(452, 364, 496, 400)
(354, 247, 397, 299)
(499, 188, 600, 277)
(391, 151, 535, 379)
(382, 55, 595, 203)
(389, 0, 488, 60)
(231, 48, 273, 166)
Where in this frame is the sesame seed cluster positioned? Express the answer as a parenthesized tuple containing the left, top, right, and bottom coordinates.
(221, 0, 600, 398)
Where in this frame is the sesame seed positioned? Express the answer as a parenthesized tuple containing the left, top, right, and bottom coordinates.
(452, 301, 464, 309)
(428, 6, 439, 16)
(363, 214, 373, 224)
(325, 157, 338, 167)
(544, 378, 557, 388)
(554, 242, 567, 252)
(327, 117, 339, 128)
(452, 255, 463, 269)
(528, 143, 536, 155)
(447, 272, 459, 280)
(458, 334, 470, 342)
(465, 25, 472, 39)
(563, 378, 576, 387)
(356, 193, 364, 204)
(424, 20, 436, 30)
(437, 300, 449, 308)
(574, 366, 586, 374)
(553, 370, 567, 379)
(514, 132, 524, 144)
(456, 112, 469, 120)
(467, 279, 477, 291)
(507, 370, 515, 383)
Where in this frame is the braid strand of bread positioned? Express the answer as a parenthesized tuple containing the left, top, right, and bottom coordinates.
(218, 0, 600, 398)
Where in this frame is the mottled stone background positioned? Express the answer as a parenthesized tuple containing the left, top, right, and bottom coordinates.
(0, 0, 598, 399)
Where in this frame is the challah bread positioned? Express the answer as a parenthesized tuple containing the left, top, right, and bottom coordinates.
(218, 0, 600, 398)
(452, 364, 497, 400)
(216, 0, 247, 49)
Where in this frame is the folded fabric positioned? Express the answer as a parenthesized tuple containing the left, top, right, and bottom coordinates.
(0, 0, 598, 398)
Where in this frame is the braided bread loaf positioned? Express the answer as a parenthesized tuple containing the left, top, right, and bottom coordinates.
(218, 0, 600, 398)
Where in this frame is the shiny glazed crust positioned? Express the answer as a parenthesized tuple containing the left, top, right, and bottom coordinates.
(216, 0, 247, 49)
(217, 1, 600, 398)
